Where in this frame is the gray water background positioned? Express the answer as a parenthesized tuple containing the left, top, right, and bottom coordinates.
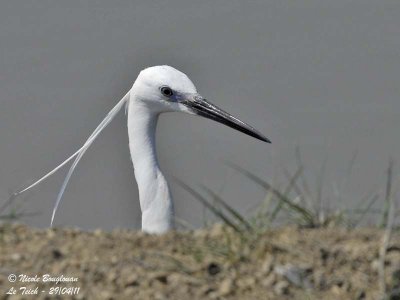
(1, 1, 399, 230)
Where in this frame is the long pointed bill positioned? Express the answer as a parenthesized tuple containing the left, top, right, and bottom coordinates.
(180, 95, 271, 143)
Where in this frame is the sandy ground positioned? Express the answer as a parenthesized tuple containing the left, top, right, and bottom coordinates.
(0, 223, 399, 300)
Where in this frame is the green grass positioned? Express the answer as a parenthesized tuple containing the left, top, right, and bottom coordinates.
(175, 151, 399, 234)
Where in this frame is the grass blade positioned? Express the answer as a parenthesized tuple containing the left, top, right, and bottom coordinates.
(225, 162, 315, 226)
(352, 194, 379, 227)
(270, 166, 303, 222)
(316, 156, 328, 220)
(201, 185, 254, 232)
(380, 159, 394, 228)
(174, 178, 243, 234)
(295, 146, 314, 208)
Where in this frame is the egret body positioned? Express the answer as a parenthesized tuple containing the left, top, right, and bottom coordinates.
(13, 65, 270, 234)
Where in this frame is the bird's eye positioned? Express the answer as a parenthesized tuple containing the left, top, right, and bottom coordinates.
(160, 86, 173, 97)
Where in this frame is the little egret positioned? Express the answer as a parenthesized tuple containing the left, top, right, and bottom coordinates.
(12, 65, 270, 233)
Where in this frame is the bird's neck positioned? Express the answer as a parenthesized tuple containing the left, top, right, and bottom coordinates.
(127, 102, 174, 234)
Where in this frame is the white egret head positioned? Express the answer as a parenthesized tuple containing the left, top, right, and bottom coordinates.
(131, 65, 197, 113)
(131, 65, 270, 142)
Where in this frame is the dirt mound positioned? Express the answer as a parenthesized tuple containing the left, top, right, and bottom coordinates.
(0, 224, 399, 299)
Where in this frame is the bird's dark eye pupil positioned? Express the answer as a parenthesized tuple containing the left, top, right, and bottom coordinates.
(161, 87, 173, 97)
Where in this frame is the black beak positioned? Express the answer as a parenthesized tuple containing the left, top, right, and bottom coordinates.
(179, 95, 271, 143)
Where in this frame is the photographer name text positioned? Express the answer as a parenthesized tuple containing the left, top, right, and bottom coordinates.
(6, 274, 80, 296)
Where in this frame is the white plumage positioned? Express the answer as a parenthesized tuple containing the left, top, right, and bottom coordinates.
(13, 65, 270, 234)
